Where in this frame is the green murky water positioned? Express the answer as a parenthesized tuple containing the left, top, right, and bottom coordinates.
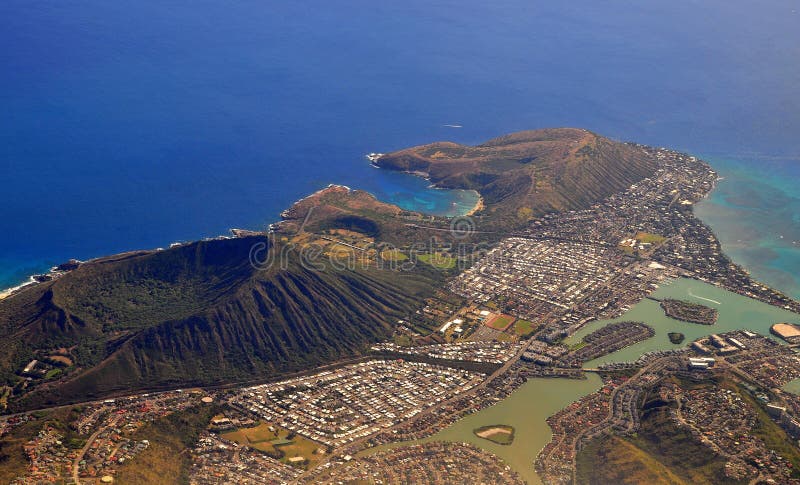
(565, 277, 800, 367)
(363, 374, 602, 485)
(366, 278, 800, 483)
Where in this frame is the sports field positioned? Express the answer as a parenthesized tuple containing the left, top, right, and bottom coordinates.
(634, 231, 666, 244)
(512, 319, 536, 337)
(485, 314, 515, 331)
(418, 253, 456, 269)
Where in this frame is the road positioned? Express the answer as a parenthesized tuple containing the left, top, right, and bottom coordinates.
(72, 415, 119, 484)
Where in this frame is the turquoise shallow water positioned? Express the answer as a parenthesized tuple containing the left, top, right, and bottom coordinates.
(2, 0, 800, 292)
(695, 156, 800, 300)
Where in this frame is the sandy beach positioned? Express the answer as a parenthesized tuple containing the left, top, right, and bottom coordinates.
(465, 195, 484, 216)
(0, 278, 36, 301)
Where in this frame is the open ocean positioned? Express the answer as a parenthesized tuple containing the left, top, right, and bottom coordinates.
(1, 0, 799, 297)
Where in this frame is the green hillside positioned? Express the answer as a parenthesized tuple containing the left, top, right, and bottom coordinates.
(0, 236, 439, 411)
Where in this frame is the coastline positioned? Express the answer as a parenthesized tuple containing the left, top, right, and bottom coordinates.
(465, 195, 484, 216)
(0, 277, 37, 301)
(0, 177, 477, 299)
(0, 147, 788, 310)
(370, 154, 483, 218)
(693, 156, 800, 301)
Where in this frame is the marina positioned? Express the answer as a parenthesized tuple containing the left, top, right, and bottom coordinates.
(364, 276, 800, 483)
(566, 277, 800, 367)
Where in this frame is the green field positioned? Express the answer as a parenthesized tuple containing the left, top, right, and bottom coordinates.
(380, 248, 408, 262)
(222, 422, 276, 445)
(221, 422, 323, 467)
(417, 253, 456, 269)
(44, 368, 62, 379)
(511, 319, 536, 337)
(634, 232, 667, 244)
(570, 341, 588, 351)
(486, 314, 515, 331)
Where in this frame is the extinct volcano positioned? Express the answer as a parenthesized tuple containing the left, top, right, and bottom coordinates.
(375, 128, 658, 229)
(0, 236, 438, 411)
(0, 128, 662, 412)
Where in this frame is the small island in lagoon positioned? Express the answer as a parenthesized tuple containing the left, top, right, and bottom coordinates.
(473, 425, 515, 445)
(660, 298, 718, 325)
(668, 332, 685, 344)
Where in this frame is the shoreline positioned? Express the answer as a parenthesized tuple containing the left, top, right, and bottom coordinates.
(0, 178, 475, 299)
(0, 156, 484, 298)
(370, 156, 483, 218)
(0, 277, 37, 301)
(0, 146, 783, 308)
(465, 195, 484, 216)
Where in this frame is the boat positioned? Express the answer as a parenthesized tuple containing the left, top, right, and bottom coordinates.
(366, 152, 384, 163)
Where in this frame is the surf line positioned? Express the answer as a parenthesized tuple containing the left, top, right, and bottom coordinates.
(688, 288, 722, 305)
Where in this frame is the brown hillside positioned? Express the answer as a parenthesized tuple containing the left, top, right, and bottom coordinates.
(376, 128, 658, 227)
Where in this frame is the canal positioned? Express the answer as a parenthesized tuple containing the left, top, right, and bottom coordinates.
(566, 277, 800, 367)
(366, 278, 800, 483)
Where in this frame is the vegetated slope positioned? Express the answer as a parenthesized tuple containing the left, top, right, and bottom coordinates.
(576, 435, 686, 485)
(275, 184, 479, 247)
(277, 185, 412, 244)
(0, 236, 439, 411)
(115, 403, 222, 484)
(376, 128, 658, 228)
(576, 378, 746, 485)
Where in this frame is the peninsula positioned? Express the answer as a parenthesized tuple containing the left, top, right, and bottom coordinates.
(659, 298, 719, 325)
(3, 128, 800, 485)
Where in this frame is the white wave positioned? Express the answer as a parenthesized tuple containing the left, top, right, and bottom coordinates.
(687, 288, 722, 305)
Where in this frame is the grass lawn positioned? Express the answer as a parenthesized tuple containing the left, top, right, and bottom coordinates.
(512, 319, 536, 337)
(44, 368, 63, 379)
(222, 422, 277, 446)
(635, 232, 667, 244)
(222, 422, 323, 467)
(570, 341, 588, 351)
(417, 253, 456, 269)
(380, 249, 408, 262)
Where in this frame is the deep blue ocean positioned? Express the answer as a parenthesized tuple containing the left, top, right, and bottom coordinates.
(2, 1, 799, 296)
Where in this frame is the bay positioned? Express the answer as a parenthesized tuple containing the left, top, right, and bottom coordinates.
(2, 0, 800, 291)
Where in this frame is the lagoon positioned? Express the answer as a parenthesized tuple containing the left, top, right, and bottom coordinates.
(566, 277, 800, 367)
(365, 374, 602, 485)
(3, 0, 800, 296)
(366, 277, 800, 483)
